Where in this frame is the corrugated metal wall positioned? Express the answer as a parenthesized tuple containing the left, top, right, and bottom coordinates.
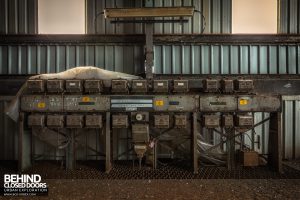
(0, 45, 145, 75)
(86, 0, 232, 34)
(1, 44, 299, 75)
(154, 44, 300, 74)
(279, 0, 300, 34)
(283, 97, 300, 160)
(0, 0, 38, 34)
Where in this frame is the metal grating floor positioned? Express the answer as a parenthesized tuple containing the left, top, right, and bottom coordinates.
(1, 160, 300, 180)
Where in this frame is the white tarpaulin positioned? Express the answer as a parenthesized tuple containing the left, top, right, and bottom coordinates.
(5, 66, 141, 122)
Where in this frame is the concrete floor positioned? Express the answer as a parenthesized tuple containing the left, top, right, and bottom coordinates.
(14, 179, 300, 200)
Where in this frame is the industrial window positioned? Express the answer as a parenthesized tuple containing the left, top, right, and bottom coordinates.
(38, 0, 85, 34)
(232, 0, 277, 34)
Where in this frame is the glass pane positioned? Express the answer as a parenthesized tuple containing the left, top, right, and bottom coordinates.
(232, 0, 277, 34)
(38, 0, 85, 34)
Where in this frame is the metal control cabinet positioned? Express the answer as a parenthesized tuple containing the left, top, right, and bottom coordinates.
(153, 80, 169, 93)
(174, 115, 188, 128)
(221, 79, 234, 93)
(66, 80, 83, 93)
(203, 79, 218, 92)
(131, 80, 148, 93)
(132, 124, 150, 143)
(173, 80, 189, 93)
(84, 80, 103, 93)
(85, 115, 103, 128)
(112, 114, 128, 128)
(111, 80, 129, 93)
(19, 76, 286, 174)
(235, 115, 254, 127)
(27, 80, 45, 93)
(202, 115, 220, 128)
(235, 80, 254, 92)
(154, 115, 170, 128)
(47, 80, 64, 93)
(66, 115, 84, 128)
(221, 115, 234, 127)
(47, 115, 64, 128)
(28, 114, 45, 127)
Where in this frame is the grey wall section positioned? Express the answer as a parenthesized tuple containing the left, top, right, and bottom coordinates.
(86, 0, 232, 34)
(279, 0, 300, 34)
(0, 0, 38, 34)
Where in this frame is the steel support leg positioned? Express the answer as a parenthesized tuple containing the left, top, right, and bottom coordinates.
(193, 112, 199, 174)
(66, 129, 75, 170)
(226, 128, 235, 170)
(269, 112, 282, 173)
(106, 112, 112, 173)
(18, 112, 32, 172)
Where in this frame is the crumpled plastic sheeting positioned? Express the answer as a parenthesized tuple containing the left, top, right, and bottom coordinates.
(5, 66, 141, 122)
(158, 132, 226, 165)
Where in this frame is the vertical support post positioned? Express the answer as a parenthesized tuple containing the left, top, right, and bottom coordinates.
(192, 112, 199, 174)
(66, 129, 75, 170)
(226, 128, 235, 170)
(145, 23, 154, 79)
(18, 112, 24, 172)
(106, 112, 112, 173)
(18, 112, 32, 172)
(269, 112, 282, 173)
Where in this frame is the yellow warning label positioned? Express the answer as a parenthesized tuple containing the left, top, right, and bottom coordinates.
(239, 99, 248, 105)
(82, 97, 90, 102)
(37, 102, 46, 108)
(155, 100, 164, 106)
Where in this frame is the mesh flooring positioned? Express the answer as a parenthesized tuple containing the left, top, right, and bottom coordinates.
(1, 160, 300, 180)
(0, 161, 300, 179)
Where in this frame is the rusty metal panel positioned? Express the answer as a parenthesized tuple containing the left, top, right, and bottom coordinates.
(64, 95, 110, 112)
(238, 96, 281, 112)
(153, 95, 198, 112)
(200, 96, 237, 112)
(21, 95, 63, 112)
(238, 150, 259, 167)
(104, 7, 194, 18)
